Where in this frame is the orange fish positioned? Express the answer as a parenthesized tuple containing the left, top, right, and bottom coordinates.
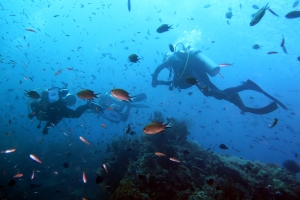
(101, 124, 106, 128)
(83, 172, 87, 183)
(169, 157, 180, 163)
(1, 148, 16, 153)
(107, 107, 114, 110)
(155, 152, 166, 157)
(13, 173, 23, 178)
(79, 136, 90, 145)
(77, 89, 99, 100)
(25, 28, 36, 33)
(30, 154, 42, 164)
(55, 69, 62, 75)
(143, 122, 172, 135)
(110, 88, 135, 102)
(103, 163, 108, 173)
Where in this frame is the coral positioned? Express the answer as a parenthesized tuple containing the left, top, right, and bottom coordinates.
(216, 180, 244, 200)
(272, 178, 286, 190)
(97, 111, 300, 200)
(112, 181, 150, 200)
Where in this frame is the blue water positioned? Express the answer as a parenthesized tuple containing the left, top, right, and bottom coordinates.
(0, 0, 299, 199)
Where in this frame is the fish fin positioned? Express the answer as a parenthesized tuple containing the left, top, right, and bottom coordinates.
(129, 96, 137, 102)
(264, 2, 269, 10)
(164, 121, 172, 128)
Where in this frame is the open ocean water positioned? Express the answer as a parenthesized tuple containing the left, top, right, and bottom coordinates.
(0, 0, 300, 199)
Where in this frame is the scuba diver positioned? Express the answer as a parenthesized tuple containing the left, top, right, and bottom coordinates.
(88, 92, 149, 123)
(151, 43, 288, 115)
(28, 87, 89, 135)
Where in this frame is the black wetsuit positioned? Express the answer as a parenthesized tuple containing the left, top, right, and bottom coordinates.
(30, 99, 88, 134)
(152, 51, 287, 114)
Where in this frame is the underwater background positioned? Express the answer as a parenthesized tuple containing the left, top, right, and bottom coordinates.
(0, 0, 300, 199)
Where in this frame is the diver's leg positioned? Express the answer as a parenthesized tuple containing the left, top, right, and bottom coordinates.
(198, 86, 278, 114)
(42, 122, 50, 135)
(223, 79, 266, 94)
(192, 68, 219, 90)
(120, 105, 131, 122)
(206, 89, 250, 112)
(197, 85, 248, 111)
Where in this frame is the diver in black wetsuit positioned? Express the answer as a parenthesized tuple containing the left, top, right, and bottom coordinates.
(28, 87, 90, 135)
(151, 44, 288, 115)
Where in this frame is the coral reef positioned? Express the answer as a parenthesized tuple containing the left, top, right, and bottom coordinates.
(98, 111, 300, 200)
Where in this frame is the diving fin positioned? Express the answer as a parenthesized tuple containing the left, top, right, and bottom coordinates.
(245, 80, 288, 110)
(133, 93, 147, 102)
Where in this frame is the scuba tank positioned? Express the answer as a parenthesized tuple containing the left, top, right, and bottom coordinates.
(193, 51, 220, 77)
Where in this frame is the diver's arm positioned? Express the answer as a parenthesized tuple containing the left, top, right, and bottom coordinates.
(62, 104, 89, 118)
(152, 61, 169, 79)
(151, 61, 171, 87)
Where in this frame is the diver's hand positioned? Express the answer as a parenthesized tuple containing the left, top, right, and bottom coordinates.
(152, 78, 158, 88)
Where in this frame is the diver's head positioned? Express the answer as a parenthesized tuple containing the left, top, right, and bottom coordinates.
(174, 43, 190, 53)
(38, 87, 76, 106)
(40, 87, 69, 104)
(109, 103, 121, 111)
(48, 87, 61, 103)
(163, 43, 192, 62)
